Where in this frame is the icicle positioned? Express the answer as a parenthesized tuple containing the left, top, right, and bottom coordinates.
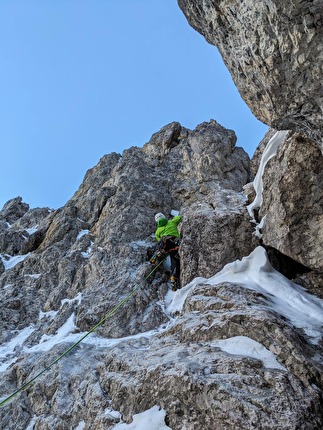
(247, 130, 289, 220)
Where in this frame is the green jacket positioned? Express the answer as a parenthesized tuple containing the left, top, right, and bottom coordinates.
(155, 215, 182, 242)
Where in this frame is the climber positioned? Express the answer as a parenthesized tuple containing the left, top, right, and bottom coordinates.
(150, 212, 182, 291)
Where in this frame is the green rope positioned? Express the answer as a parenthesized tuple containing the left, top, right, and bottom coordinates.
(0, 259, 165, 407)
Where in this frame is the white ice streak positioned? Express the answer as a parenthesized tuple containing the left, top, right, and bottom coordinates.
(247, 130, 289, 220)
(0, 253, 30, 270)
(39, 309, 58, 320)
(0, 326, 35, 372)
(26, 314, 79, 353)
(24, 311, 173, 356)
(168, 246, 323, 344)
(212, 336, 286, 370)
(111, 405, 172, 430)
(254, 214, 267, 239)
(24, 417, 36, 430)
(77, 229, 89, 240)
(61, 292, 83, 306)
(25, 226, 38, 235)
(74, 421, 86, 430)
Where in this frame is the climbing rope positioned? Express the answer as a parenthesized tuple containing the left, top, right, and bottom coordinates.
(0, 258, 165, 407)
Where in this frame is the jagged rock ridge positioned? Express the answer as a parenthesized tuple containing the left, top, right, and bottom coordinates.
(0, 119, 322, 429)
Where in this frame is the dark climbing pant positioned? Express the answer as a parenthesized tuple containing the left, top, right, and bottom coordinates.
(161, 236, 180, 279)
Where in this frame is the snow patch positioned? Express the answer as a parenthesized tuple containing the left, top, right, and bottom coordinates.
(0, 326, 35, 372)
(212, 336, 286, 370)
(77, 229, 89, 240)
(111, 406, 172, 430)
(24, 417, 36, 430)
(24, 273, 41, 279)
(82, 324, 171, 350)
(0, 253, 30, 270)
(23, 314, 173, 358)
(167, 277, 205, 315)
(104, 408, 122, 420)
(27, 314, 78, 353)
(26, 226, 38, 235)
(168, 246, 323, 344)
(74, 421, 85, 430)
(61, 292, 83, 306)
(208, 246, 323, 343)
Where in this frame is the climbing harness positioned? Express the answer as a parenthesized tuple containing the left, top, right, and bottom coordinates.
(0, 258, 165, 407)
(150, 236, 180, 265)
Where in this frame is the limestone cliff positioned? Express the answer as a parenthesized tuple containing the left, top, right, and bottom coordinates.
(0, 120, 322, 430)
(1, 1, 323, 428)
(178, 0, 323, 147)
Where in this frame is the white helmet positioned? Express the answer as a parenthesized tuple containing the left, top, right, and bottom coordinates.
(155, 212, 166, 223)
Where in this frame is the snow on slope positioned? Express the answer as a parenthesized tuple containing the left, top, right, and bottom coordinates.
(0, 246, 323, 380)
(0, 253, 30, 270)
(1, 246, 322, 378)
(111, 406, 171, 430)
(1, 244, 322, 430)
(169, 246, 323, 344)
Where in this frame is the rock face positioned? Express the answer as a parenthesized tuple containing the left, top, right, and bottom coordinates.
(260, 132, 323, 272)
(1, 120, 322, 429)
(1, 0, 323, 426)
(1, 4, 323, 427)
(180, 188, 257, 286)
(0, 121, 263, 428)
(248, 129, 323, 300)
(178, 0, 323, 147)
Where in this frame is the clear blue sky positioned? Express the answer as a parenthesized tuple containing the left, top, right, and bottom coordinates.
(0, 0, 267, 210)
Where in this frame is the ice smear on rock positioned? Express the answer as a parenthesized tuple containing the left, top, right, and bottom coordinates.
(168, 246, 323, 344)
(111, 405, 172, 430)
(247, 130, 289, 220)
(212, 336, 286, 370)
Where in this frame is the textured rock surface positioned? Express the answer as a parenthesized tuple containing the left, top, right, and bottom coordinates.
(259, 132, 323, 272)
(1, 1, 323, 426)
(0, 121, 259, 428)
(178, 0, 323, 146)
(0, 120, 322, 429)
(180, 188, 257, 285)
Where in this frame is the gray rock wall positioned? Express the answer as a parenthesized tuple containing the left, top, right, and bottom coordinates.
(260, 132, 323, 272)
(1, 119, 322, 429)
(1, 1, 323, 424)
(178, 0, 323, 147)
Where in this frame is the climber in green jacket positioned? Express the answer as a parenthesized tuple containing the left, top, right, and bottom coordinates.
(151, 212, 182, 291)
